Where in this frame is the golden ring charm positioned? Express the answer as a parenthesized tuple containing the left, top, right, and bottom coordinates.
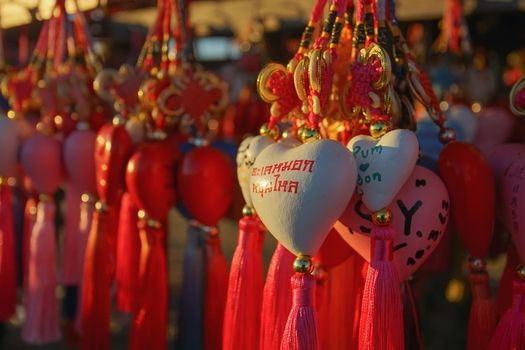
(510, 76, 525, 116)
(357, 43, 392, 90)
(257, 63, 288, 103)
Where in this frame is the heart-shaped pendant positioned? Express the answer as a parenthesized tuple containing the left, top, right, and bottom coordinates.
(334, 165, 449, 280)
(251, 138, 357, 256)
(501, 158, 525, 262)
(348, 129, 419, 211)
(236, 135, 275, 207)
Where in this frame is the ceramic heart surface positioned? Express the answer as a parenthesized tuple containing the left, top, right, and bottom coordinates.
(236, 135, 275, 207)
(348, 129, 419, 212)
(502, 158, 525, 262)
(334, 166, 450, 280)
(488, 144, 525, 229)
(251, 138, 357, 256)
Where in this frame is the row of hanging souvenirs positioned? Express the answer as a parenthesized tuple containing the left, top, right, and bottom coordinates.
(1, 0, 525, 349)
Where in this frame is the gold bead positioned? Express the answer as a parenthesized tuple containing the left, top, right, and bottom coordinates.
(242, 205, 256, 217)
(369, 120, 390, 138)
(372, 208, 393, 226)
(301, 128, 321, 143)
(468, 257, 486, 272)
(259, 123, 279, 139)
(516, 265, 525, 280)
(293, 254, 314, 274)
(281, 129, 293, 139)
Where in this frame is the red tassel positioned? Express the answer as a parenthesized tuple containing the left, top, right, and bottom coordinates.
(467, 268, 497, 350)
(321, 253, 366, 350)
(359, 227, 404, 350)
(222, 215, 264, 350)
(0, 183, 17, 321)
(22, 198, 61, 344)
(61, 183, 81, 284)
(23, 196, 37, 293)
(488, 273, 525, 350)
(129, 220, 168, 350)
(79, 205, 115, 350)
(204, 232, 229, 350)
(115, 192, 140, 313)
(260, 243, 294, 350)
(496, 245, 520, 317)
(280, 272, 319, 350)
(314, 266, 329, 348)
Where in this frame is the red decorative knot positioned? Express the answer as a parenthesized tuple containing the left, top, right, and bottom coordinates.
(347, 57, 383, 110)
(267, 71, 301, 117)
(515, 89, 525, 110)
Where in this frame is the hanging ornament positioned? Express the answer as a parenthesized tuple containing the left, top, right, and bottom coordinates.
(335, 165, 449, 280)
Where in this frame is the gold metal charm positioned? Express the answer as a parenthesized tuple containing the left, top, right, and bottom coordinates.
(257, 63, 288, 103)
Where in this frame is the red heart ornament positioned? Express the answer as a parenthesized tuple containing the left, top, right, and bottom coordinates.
(438, 141, 496, 258)
(315, 228, 354, 269)
(64, 128, 97, 195)
(95, 124, 133, 206)
(126, 140, 179, 221)
(335, 166, 449, 280)
(502, 158, 525, 262)
(177, 146, 235, 226)
(21, 133, 62, 194)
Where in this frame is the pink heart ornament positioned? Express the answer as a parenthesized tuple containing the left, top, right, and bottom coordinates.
(502, 158, 525, 262)
(348, 129, 419, 211)
(334, 165, 450, 280)
(251, 138, 357, 256)
(488, 143, 525, 229)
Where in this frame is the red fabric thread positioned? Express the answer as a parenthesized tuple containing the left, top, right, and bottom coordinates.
(115, 192, 141, 313)
(497, 245, 520, 316)
(79, 207, 116, 350)
(488, 279, 525, 350)
(0, 184, 17, 322)
(260, 243, 295, 350)
(222, 216, 264, 350)
(21, 200, 61, 344)
(515, 89, 525, 110)
(129, 222, 168, 350)
(359, 227, 404, 350)
(467, 271, 497, 350)
(204, 233, 229, 350)
(280, 273, 319, 350)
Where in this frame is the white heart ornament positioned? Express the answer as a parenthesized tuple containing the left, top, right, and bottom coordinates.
(334, 165, 450, 280)
(348, 129, 419, 211)
(236, 135, 275, 207)
(251, 139, 357, 256)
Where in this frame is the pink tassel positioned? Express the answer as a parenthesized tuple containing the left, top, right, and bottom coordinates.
(260, 243, 295, 350)
(280, 272, 319, 350)
(116, 192, 140, 313)
(204, 232, 229, 350)
(23, 197, 37, 293)
(467, 267, 497, 350)
(22, 198, 61, 344)
(62, 184, 93, 285)
(129, 221, 168, 350)
(222, 215, 264, 350)
(359, 227, 404, 350)
(0, 183, 17, 321)
(488, 272, 525, 350)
